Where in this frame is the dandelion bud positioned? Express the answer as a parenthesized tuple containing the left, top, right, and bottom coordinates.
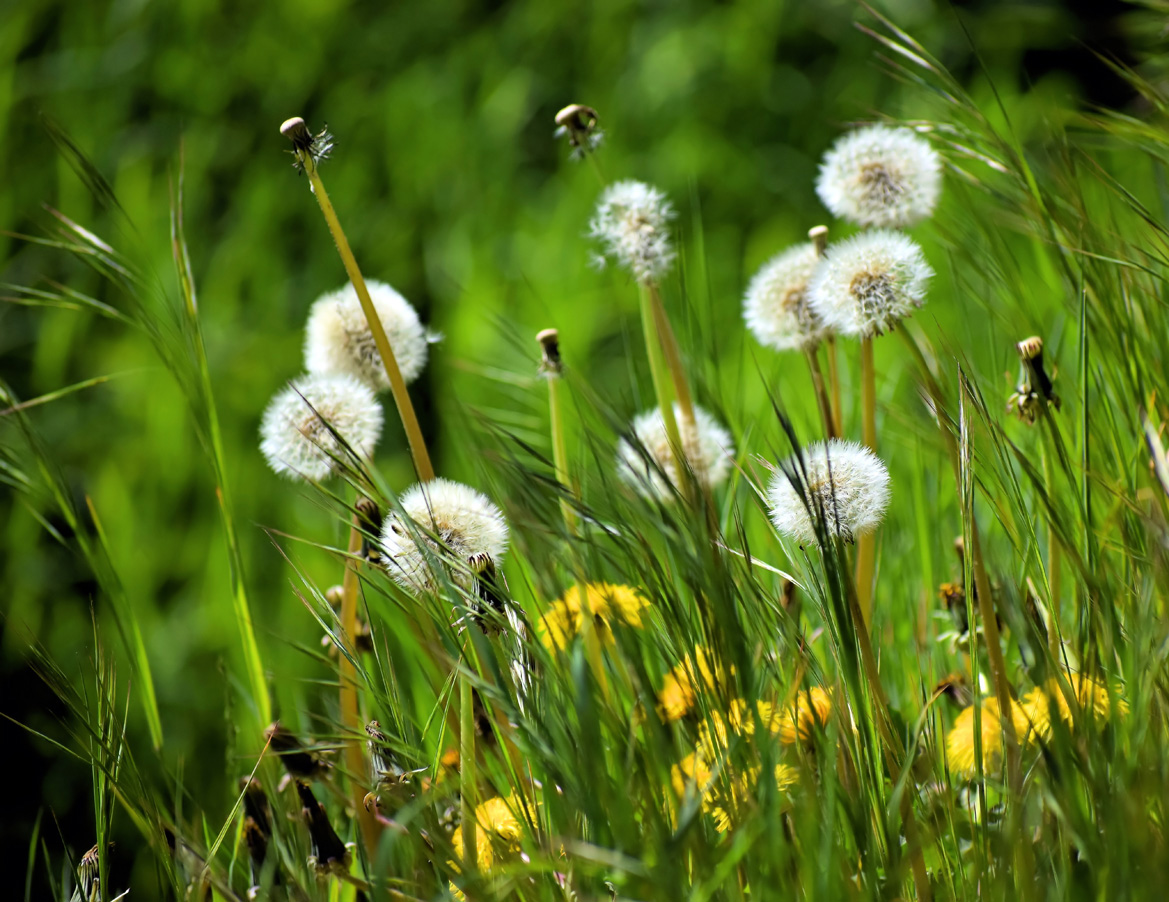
(743, 242, 829, 353)
(816, 124, 941, 228)
(554, 103, 603, 157)
(589, 180, 676, 282)
(380, 478, 509, 594)
(259, 373, 383, 482)
(616, 403, 735, 501)
(807, 230, 932, 338)
(1008, 335, 1060, 423)
(767, 439, 891, 545)
(305, 280, 430, 391)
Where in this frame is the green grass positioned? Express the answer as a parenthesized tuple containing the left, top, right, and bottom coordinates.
(5, 2, 1169, 900)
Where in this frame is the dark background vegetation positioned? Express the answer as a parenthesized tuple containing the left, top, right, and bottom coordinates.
(0, 0, 1145, 894)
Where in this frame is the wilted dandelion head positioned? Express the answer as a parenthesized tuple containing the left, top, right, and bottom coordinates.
(305, 280, 429, 391)
(808, 230, 932, 338)
(743, 242, 829, 353)
(1020, 671, 1128, 741)
(768, 440, 890, 546)
(658, 647, 723, 722)
(816, 125, 942, 228)
(945, 697, 1031, 778)
(589, 179, 675, 282)
(380, 478, 509, 593)
(778, 687, 834, 746)
(539, 583, 649, 652)
(616, 404, 735, 501)
(259, 373, 383, 482)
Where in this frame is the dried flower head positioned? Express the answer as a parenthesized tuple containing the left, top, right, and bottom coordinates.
(816, 125, 941, 228)
(554, 103, 604, 158)
(945, 697, 1031, 778)
(539, 583, 649, 652)
(259, 374, 382, 482)
(1020, 671, 1128, 741)
(616, 403, 735, 501)
(768, 440, 891, 546)
(743, 242, 829, 353)
(777, 687, 834, 746)
(305, 280, 430, 391)
(280, 116, 335, 174)
(808, 230, 933, 338)
(657, 647, 724, 722)
(295, 780, 351, 878)
(1008, 335, 1061, 423)
(380, 478, 509, 594)
(589, 180, 676, 282)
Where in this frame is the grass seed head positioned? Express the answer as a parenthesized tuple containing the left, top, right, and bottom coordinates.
(743, 241, 830, 353)
(259, 373, 383, 481)
(815, 124, 942, 228)
(589, 179, 676, 282)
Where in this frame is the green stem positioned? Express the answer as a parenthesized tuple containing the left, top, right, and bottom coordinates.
(459, 650, 477, 873)
(856, 337, 877, 625)
(806, 346, 837, 440)
(638, 282, 686, 497)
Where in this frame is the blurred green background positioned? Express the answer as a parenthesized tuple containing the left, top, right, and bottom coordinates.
(0, 0, 1143, 893)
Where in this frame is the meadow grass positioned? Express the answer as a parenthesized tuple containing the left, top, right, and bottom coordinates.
(5, 8, 1169, 902)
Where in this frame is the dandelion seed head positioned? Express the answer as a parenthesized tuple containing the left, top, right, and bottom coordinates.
(816, 125, 941, 228)
(380, 478, 509, 593)
(743, 242, 829, 353)
(808, 230, 932, 338)
(616, 404, 735, 501)
(305, 280, 429, 391)
(259, 373, 382, 482)
(768, 440, 890, 546)
(589, 180, 675, 282)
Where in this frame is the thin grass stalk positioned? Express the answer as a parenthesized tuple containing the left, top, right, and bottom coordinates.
(856, 337, 878, 624)
(339, 515, 381, 859)
(1042, 445, 1062, 655)
(459, 647, 478, 875)
(281, 117, 435, 483)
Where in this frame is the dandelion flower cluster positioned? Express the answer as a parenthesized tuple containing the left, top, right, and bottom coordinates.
(617, 403, 735, 501)
(808, 230, 933, 338)
(777, 687, 835, 746)
(768, 440, 891, 546)
(743, 242, 828, 353)
(589, 180, 676, 282)
(380, 478, 509, 593)
(539, 583, 649, 652)
(259, 373, 383, 482)
(657, 647, 723, 722)
(304, 280, 429, 391)
(945, 697, 1031, 778)
(816, 124, 942, 228)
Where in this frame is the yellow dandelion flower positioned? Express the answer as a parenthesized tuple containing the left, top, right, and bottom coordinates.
(539, 583, 649, 652)
(657, 647, 723, 722)
(945, 697, 1031, 778)
(670, 751, 714, 798)
(778, 687, 834, 745)
(450, 795, 533, 875)
(1021, 671, 1128, 741)
(697, 699, 781, 761)
(709, 765, 799, 833)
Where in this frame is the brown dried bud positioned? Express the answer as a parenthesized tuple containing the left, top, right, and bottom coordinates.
(554, 103, 603, 156)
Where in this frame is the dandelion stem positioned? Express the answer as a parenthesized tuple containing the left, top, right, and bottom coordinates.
(340, 516, 381, 859)
(459, 646, 478, 873)
(638, 282, 687, 498)
(856, 337, 878, 624)
(647, 282, 696, 432)
(827, 336, 843, 438)
(283, 118, 435, 482)
(805, 347, 837, 440)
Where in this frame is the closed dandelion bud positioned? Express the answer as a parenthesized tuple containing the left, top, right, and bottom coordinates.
(259, 373, 383, 481)
(304, 280, 430, 391)
(816, 124, 942, 228)
(294, 780, 351, 878)
(743, 242, 829, 353)
(589, 180, 676, 282)
(616, 403, 735, 501)
(380, 478, 509, 593)
(768, 439, 891, 546)
(807, 230, 932, 338)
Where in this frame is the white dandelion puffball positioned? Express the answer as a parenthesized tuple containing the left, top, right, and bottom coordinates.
(616, 403, 735, 500)
(589, 180, 676, 282)
(260, 373, 383, 481)
(380, 478, 509, 592)
(743, 242, 828, 353)
(768, 440, 890, 545)
(304, 280, 429, 391)
(808, 230, 932, 338)
(816, 125, 942, 228)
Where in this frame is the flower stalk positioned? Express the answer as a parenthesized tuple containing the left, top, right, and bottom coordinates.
(280, 116, 435, 482)
(855, 337, 878, 624)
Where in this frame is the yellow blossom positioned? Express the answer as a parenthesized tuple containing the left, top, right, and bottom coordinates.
(539, 583, 648, 652)
(1020, 671, 1128, 741)
(945, 697, 1031, 778)
(777, 687, 834, 745)
(697, 699, 781, 761)
(710, 765, 799, 833)
(450, 795, 533, 875)
(657, 647, 723, 722)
